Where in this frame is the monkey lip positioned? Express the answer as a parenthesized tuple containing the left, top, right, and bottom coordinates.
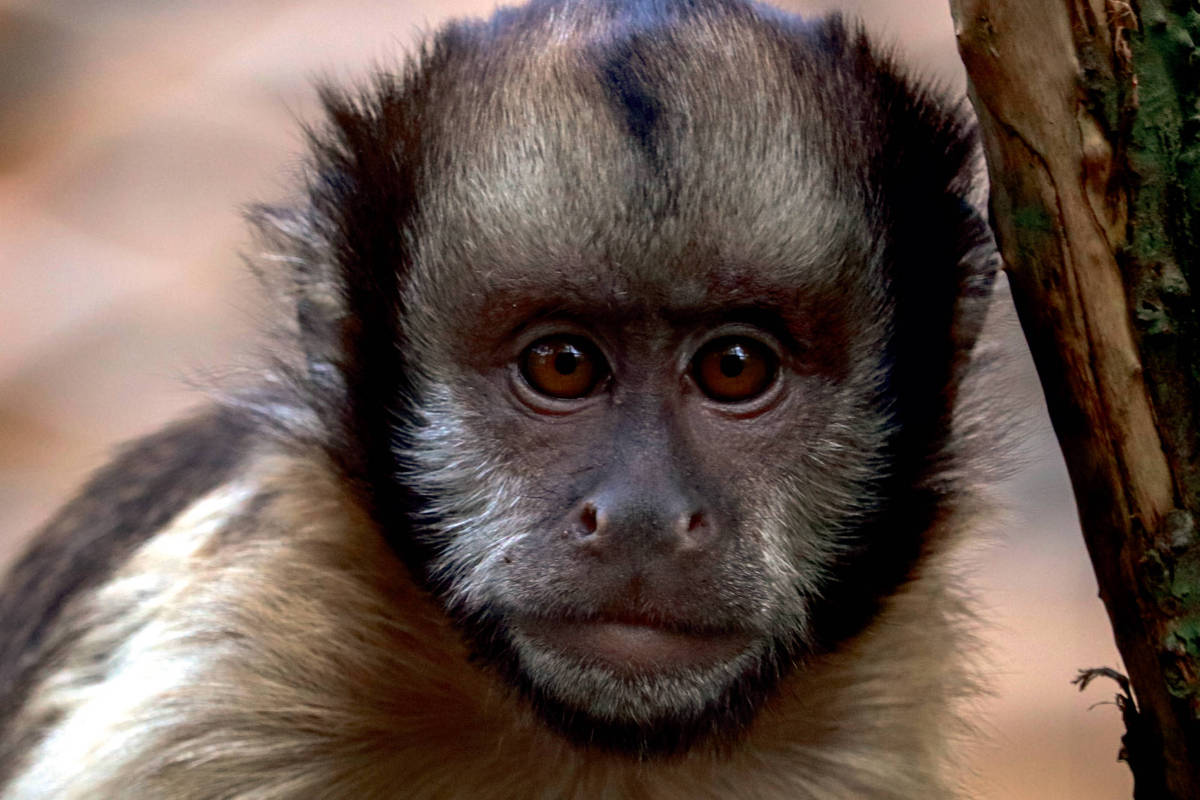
(516, 616, 753, 673)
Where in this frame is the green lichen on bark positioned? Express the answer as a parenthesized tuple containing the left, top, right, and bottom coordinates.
(1125, 1, 1200, 497)
(1126, 0, 1200, 718)
(1129, 3, 1200, 258)
(1151, 508, 1200, 713)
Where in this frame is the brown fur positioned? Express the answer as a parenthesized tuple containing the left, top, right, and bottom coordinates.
(4, 445, 977, 799)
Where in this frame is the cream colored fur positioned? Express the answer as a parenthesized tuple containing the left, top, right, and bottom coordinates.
(5, 449, 976, 799)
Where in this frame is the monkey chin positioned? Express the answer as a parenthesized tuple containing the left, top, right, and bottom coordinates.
(495, 617, 780, 757)
(516, 617, 754, 676)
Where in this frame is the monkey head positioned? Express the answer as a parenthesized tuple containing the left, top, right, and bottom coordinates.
(281, 0, 995, 756)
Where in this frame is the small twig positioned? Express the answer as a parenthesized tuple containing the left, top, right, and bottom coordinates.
(1075, 667, 1144, 773)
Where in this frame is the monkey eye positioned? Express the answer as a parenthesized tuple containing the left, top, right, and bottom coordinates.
(691, 336, 778, 402)
(520, 336, 607, 399)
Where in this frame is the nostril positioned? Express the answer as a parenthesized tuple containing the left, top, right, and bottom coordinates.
(678, 511, 714, 550)
(579, 503, 598, 534)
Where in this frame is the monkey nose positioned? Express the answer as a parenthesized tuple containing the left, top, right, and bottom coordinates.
(571, 496, 715, 555)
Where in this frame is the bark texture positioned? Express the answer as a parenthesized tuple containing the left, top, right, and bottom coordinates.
(948, 1, 1200, 797)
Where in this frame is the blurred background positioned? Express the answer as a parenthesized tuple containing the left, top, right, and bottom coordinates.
(0, 0, 1132, 797)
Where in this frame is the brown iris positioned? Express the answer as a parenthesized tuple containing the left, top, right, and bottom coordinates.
(692, 337, 777, 402)
(520, 336, 605, 399)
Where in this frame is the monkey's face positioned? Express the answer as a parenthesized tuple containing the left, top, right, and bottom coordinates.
(405, 269, 893, 752)
(369, 10, 972, 753)
(396, 118, 904, 750)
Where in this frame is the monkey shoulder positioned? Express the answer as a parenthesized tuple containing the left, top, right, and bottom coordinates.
(0, 405, 263, 694)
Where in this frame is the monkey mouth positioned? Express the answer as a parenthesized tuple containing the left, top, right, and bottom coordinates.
(513, 615, 754, 675)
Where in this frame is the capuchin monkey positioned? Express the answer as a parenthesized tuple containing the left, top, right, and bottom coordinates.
(0, 0, 1001, 797)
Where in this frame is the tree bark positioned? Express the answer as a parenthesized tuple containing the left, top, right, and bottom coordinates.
(947, 0, 1200, 797)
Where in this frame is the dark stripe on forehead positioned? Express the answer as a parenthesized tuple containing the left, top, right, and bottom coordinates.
(597, 37, 664, 170)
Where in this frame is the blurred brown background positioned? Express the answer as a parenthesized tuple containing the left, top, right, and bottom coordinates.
(0, 1, 1132, 797)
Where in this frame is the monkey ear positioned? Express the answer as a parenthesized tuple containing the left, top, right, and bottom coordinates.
(950, 197, 1003, 359)
(243, 76, 429, 509)
(244, 202, 346, 396)
(245, 73, 427, 399)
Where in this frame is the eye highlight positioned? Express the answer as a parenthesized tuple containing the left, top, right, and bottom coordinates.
(520, 336, 607, 399)
(692, 336, 778, 402)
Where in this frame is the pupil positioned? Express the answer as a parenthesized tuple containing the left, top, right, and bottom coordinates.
(720, 350, 745, 378)
(554, 351, 578, 375)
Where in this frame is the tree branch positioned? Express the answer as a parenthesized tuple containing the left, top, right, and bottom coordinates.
(948, 0, 1200, 796)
